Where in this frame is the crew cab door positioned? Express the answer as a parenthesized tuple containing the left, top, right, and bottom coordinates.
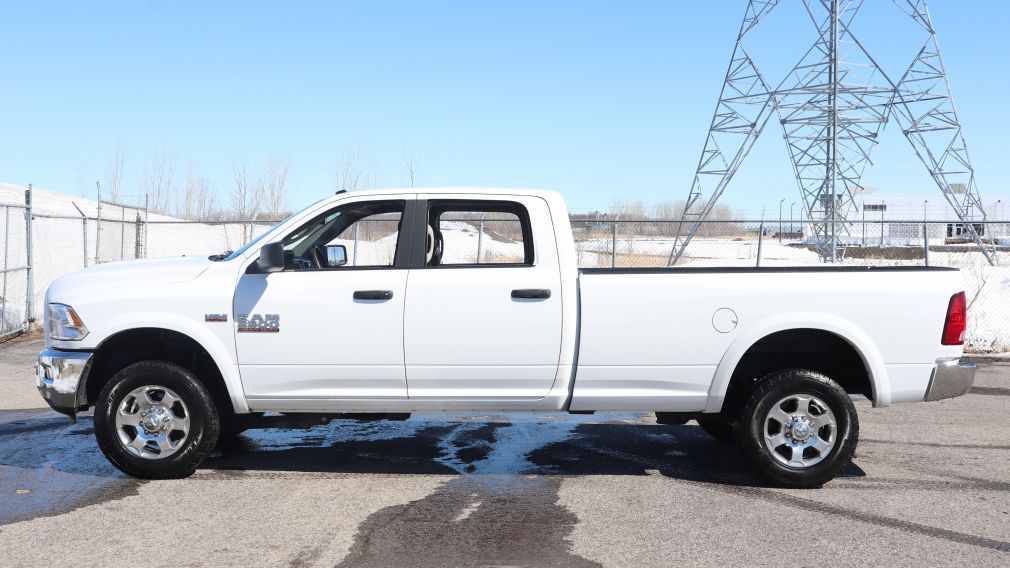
(403, 196, 563, 399)
(233, 197, 416, 404)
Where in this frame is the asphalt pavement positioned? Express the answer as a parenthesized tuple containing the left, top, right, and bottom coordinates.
(1, 335, 1008, 567)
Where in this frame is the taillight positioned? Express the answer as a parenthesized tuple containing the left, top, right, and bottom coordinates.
(941, 292, 967, 346)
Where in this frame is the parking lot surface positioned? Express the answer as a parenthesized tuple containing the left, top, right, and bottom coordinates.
(1, 336, 1008, 567)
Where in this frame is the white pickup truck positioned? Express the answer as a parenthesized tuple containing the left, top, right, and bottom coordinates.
(36, 188, 975, 487)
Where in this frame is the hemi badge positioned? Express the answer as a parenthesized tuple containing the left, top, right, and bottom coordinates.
(205, 314, 228, 322)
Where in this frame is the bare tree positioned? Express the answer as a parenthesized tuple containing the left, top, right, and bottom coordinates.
(402, 151, 420, 188)
(180, 163, 217, 220)
(230, 159, 266, 220)
(230, 160, 252, 219)
(336, 147, 370, 192)
(142, 149, 176, 213)
(265, 155, 290, 217)
(105, 143, 127, 203)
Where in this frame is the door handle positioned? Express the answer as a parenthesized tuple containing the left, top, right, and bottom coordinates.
(511, 288, 551, 299)
(353, 290, 394, 301)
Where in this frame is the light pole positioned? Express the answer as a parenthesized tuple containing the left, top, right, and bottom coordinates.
(790, 202, 796, 237)
(778, 198, 785, 243)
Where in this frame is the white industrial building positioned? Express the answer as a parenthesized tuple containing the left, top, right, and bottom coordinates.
(846, 190, 1010, 246)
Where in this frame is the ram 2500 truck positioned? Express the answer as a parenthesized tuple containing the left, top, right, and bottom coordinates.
(36, 188, 975, 487)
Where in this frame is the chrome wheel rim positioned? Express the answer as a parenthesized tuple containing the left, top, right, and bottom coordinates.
(115, 385, 191, 460)
(763, 393, 836, 469)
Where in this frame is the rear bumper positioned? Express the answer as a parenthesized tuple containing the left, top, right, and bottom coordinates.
(924, 357, 976, 402)
(36, 348, 93, 421)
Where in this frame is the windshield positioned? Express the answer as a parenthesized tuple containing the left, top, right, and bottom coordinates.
(221, 197, 328, 261)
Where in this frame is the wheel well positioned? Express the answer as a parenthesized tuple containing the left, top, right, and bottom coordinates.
(84, 328, 233, 417)
(721, 329, 872, 417)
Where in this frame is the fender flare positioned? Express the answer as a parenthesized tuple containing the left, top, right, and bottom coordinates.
(90, 313, 249, 414)
(705, 312, 890, 413)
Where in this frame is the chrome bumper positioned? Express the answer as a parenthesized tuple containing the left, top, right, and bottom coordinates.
(924, 358, 976, 402)
(36, 348, 93, 421)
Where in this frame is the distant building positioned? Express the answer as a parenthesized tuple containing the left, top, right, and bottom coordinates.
(847, 193, 1010, 245)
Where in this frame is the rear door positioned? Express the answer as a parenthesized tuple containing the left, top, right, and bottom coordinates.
(403, 195, 563, 399)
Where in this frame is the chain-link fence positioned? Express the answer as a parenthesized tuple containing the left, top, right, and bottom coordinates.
(3, 197, 1009, 352)
(571, 218, 1010, 352)
(0, 198, 31, 341)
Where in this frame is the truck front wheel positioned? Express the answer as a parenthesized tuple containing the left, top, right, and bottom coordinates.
(737, 369, 858, 488)
(94, 361, 220, 479)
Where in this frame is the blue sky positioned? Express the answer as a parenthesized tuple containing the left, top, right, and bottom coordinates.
(1, 0, 1007, 215)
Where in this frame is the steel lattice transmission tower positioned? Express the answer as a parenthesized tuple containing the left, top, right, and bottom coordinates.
(668, 0, 997, 266)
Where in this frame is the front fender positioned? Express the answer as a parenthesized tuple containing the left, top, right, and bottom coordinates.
(705, 311, 890, 413)
(92, 313, 248, 414)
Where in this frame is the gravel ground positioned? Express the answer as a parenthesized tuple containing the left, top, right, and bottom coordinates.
(0, 335, 1008, 567)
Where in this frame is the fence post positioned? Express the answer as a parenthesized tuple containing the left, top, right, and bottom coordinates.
(83, 217, 89, 267)
(120, 206, 126, 260)
(135, 212, 144, 259)
(611, 220, 618, 268)
(1, 207, 9, 334)
(143, 194, 149, 259)
(923, 222, 930, 266)
(477, 213, 485, 264)
(352, 222, 360, 266)
(756, 222, 764, 267)
(24, 185, 34, 325)
(72, 201, 88, 268)
(95, 181, 102, 264)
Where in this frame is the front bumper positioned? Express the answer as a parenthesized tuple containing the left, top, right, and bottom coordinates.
(924, 357, 976, 402)
(36, 348, 93, 421)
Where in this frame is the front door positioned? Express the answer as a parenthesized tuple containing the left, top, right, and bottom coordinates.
(234, 198, 413, 403)
(403, 196, 563, 399)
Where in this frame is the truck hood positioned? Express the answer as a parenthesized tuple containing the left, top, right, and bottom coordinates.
(48, 256, 213, 299)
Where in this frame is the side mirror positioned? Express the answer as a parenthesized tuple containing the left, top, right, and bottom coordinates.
(325, 244, 347, 267)
(254, 242, 285, 273)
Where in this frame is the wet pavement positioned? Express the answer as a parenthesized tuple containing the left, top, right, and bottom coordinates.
(1, 336, 1008, 567)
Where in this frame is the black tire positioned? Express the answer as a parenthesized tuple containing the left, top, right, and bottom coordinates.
(696, 414, 737, 444)
(737, 369, 858, 489)
(94, 361, 220, 479)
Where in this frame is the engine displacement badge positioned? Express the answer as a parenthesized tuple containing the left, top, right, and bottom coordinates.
(236, 313, 280, 333)
(205, 314, 228, 322)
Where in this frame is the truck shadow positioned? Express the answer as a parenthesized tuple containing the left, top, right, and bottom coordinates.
(0, 410, 865, 491)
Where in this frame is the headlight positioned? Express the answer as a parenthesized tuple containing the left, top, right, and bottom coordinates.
(47, 303, 89, 341)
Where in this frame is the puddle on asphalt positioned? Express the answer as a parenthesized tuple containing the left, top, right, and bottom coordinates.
(0, 409, 142, 525)
(1, 407, 787, 566)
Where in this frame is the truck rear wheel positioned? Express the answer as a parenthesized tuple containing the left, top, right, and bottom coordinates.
(737, 369, 858, 488)
(94, 361, 220, 479)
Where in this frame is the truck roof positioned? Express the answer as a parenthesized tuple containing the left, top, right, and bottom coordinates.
(333, 187, 564, 200)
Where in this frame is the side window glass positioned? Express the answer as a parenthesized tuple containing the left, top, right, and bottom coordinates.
(426, 202, 533, 266)
(282, 201, 403, 270)
(329, 212, 402, 267)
